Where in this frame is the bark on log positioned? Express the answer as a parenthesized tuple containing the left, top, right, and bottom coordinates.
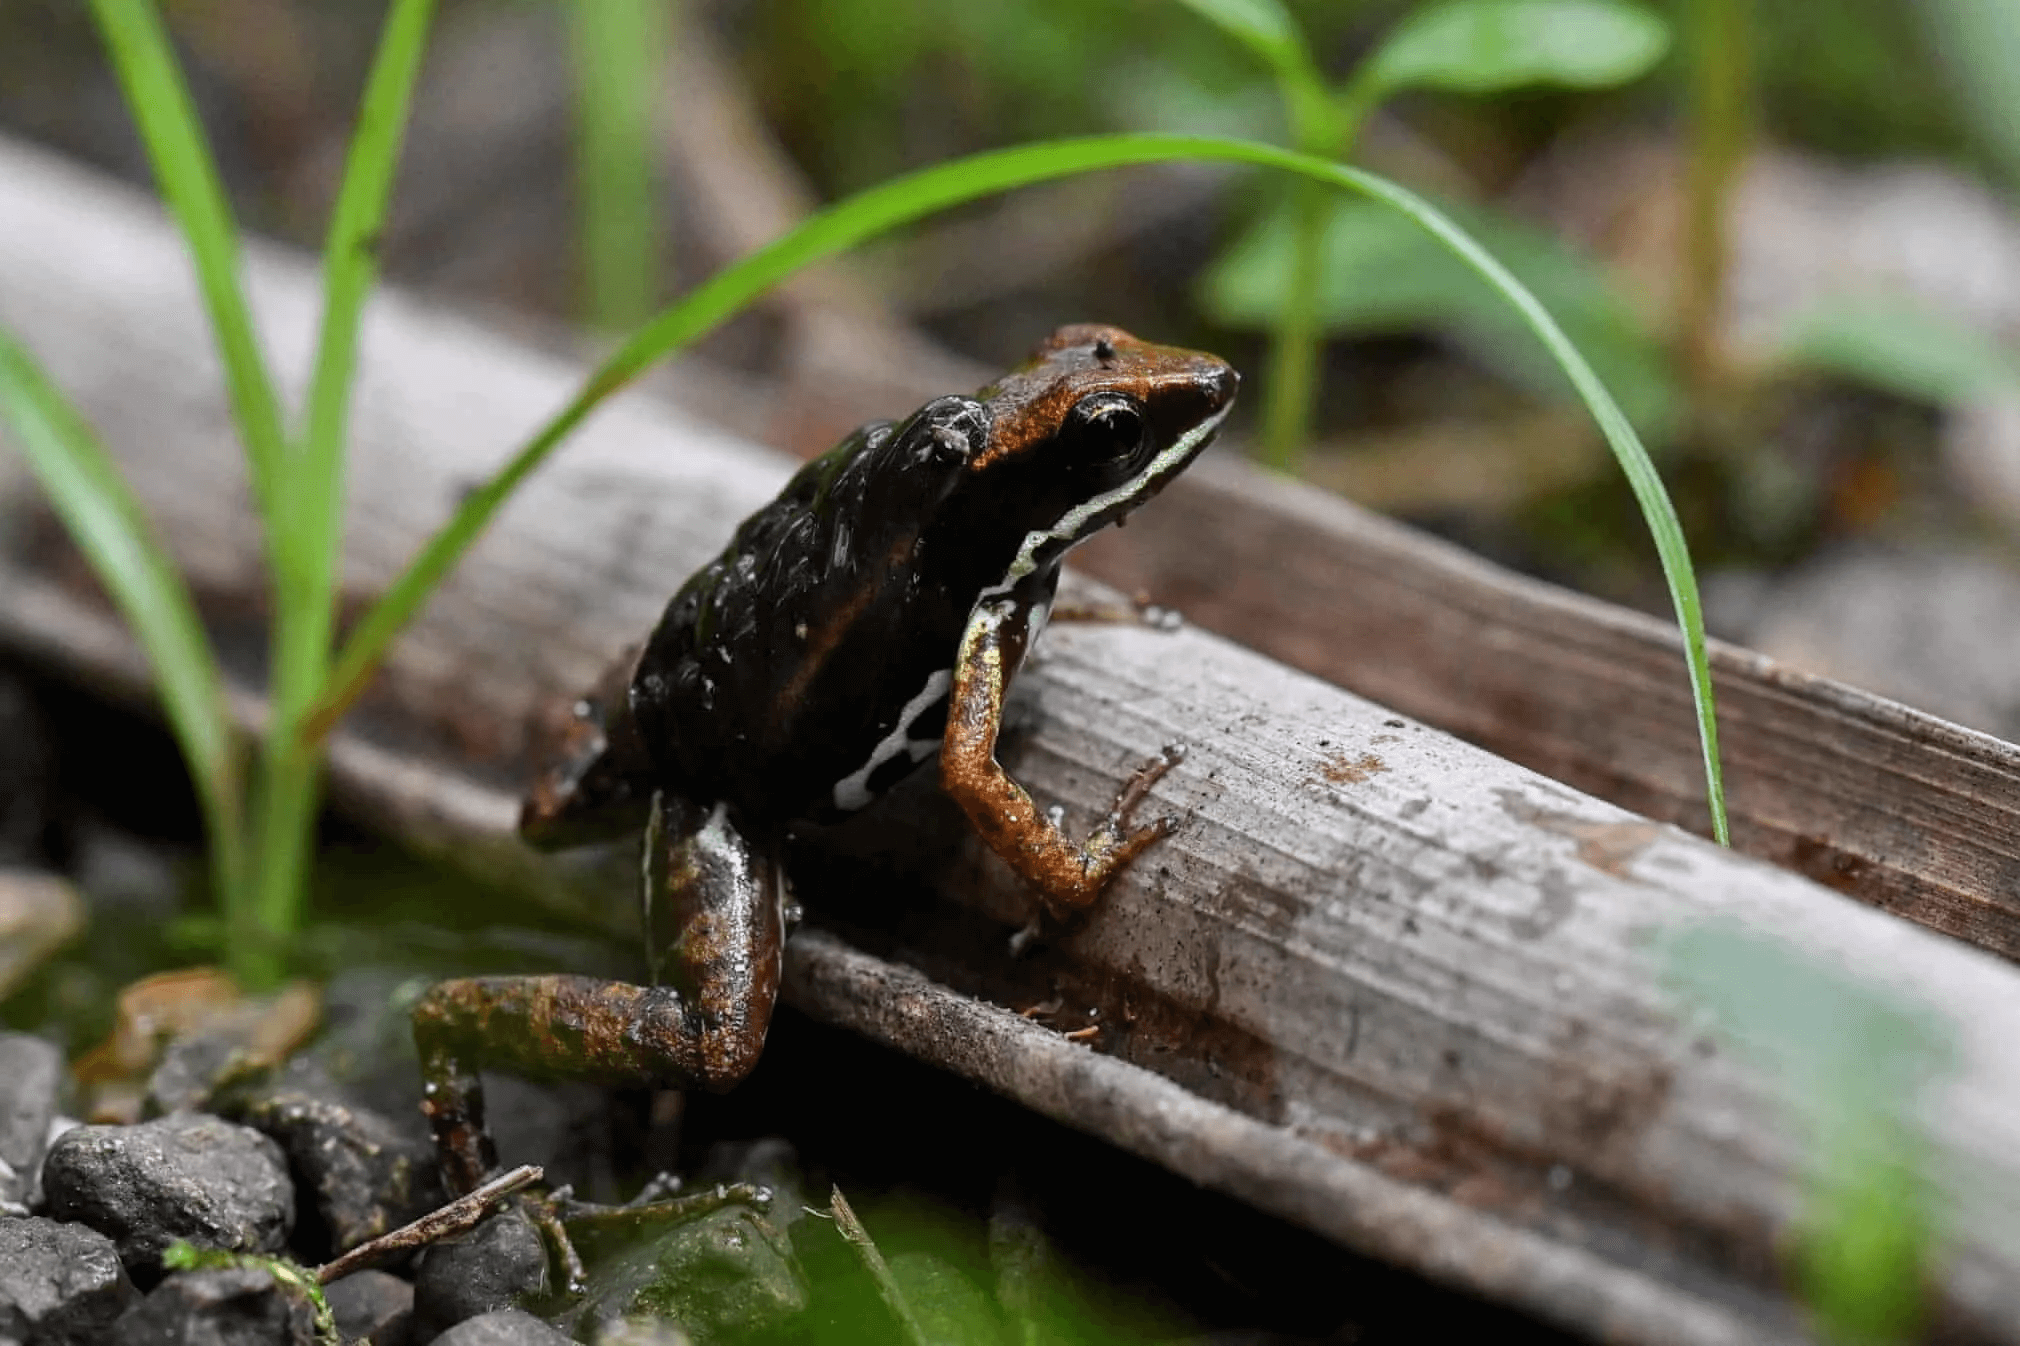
(6, 133, 2020, 1345)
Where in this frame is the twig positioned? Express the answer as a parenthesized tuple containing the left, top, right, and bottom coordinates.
(315, 1163, 542, 1284)
(829, 1185, 930, 1346)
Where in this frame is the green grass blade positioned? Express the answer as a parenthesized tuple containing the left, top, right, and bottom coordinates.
(242, 0, 438, 973)
(0, 329, 244, 907)
(567, 0, 667, 331)
(88, 0, 288, 523)
(1172, 0, 1334, 146)
(294, 0, 436, 633)
(311, 134, 1726, 841)
(1330, 164, 1726, 844)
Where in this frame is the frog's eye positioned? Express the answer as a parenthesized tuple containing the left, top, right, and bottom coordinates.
(1064, 392, 1147, 465)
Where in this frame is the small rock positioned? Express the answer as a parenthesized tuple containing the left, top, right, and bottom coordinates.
(428, 1307, 576, 1345)
(0, 870, 84, 1006)
(0, 1215, 137, 1344)
(111, 1266, 315, 1346)
(323, 1268, 413, 1346)
(298, 969, 430, 1125)
(0, 1034, 64, 1210)
(565, 1204, 806, 1342)
(226, 1060, 442, 1259)
(42, 1113, 294, 1282)
(411, 1208, 549, 1339)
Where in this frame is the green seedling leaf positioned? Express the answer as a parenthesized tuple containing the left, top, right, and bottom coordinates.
(1361, 0, 1670, 98)
(1667, 925, 1951, 1345)
(294, 0, 437, 624)
(1172, 0, 1302, 67)
(309, 134, 1722, 843)
(0, 330, 243, 914)
(1172, 0, 1334, 148)
(1202, 193, 1679, 435)
(1779, 295, 2020, 408)
(88, 0, 288, 526)
(246, 0, 437, 973)
(568, 0, 667, 331)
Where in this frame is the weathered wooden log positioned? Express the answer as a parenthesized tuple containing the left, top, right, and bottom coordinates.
(1076, 462, 2020, 962)
(6, 133, 2020, 1345)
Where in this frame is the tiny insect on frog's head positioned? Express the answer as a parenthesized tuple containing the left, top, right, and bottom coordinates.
(945, 325, 1239, 568)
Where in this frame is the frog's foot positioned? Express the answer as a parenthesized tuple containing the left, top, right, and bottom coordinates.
(1038, 743, 1187, 920)
(554, 1181, 773, 1241)
(519, 1189, 588, 1296)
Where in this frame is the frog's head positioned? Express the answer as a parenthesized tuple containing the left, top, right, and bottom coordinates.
(963, 325, 1238, 563)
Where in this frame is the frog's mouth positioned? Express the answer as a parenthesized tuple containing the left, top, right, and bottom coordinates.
(984, 392, 1236, 604)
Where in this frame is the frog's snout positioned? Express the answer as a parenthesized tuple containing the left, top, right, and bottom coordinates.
(1206, 363, 1240, 409)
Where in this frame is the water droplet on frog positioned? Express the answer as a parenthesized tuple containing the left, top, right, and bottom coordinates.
(794, 621, 808, 640)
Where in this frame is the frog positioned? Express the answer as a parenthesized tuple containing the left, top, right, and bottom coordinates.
(411, 324, 1239, 1209)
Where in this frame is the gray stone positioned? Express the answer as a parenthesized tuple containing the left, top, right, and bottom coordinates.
(322, 1268, 412, 1346)
(0, 1035, 63, 1210)
(41, 1114, 293, 1282)
(566, 1204, 805, 1343)
(0, 1215, 137, 1344)
(111, 1267, 315, 1345)
(427, 1308, 575, 1345)
(226, 1060, 442, 1258)
(411, 1208, 549, 1339)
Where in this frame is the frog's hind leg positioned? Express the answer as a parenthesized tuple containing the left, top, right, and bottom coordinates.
(413, 794, 784, 1197)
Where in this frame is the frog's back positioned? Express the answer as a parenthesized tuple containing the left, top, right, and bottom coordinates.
(629, 397, 996, 830)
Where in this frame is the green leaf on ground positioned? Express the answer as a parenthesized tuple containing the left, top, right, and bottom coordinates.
(1779, 294, 2020, 407)
(1666, 925, 1951, 1346)
(1362, 0, 1670, 98)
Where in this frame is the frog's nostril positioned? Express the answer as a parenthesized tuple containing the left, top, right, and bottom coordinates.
(1211, 365, 1241, 405)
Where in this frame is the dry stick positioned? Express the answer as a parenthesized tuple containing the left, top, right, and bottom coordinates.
(830, 1185, 930, 1346)
(315, 1164, 543, 1285)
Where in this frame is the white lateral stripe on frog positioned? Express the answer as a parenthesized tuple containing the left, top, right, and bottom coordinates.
(830, 666, 954, 813)
(974, 399, 1231, 610)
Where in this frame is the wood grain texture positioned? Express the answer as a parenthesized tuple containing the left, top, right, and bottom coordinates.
(6, 133, 2020, 1344)
(1074, 456, 2020, 961)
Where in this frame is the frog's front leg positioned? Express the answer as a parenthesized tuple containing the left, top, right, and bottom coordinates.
(413, 794, 783, 1196)
(940, 599, 1184, 919)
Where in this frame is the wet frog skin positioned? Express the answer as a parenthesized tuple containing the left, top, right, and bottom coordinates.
(413, 325, 1239, 1197)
